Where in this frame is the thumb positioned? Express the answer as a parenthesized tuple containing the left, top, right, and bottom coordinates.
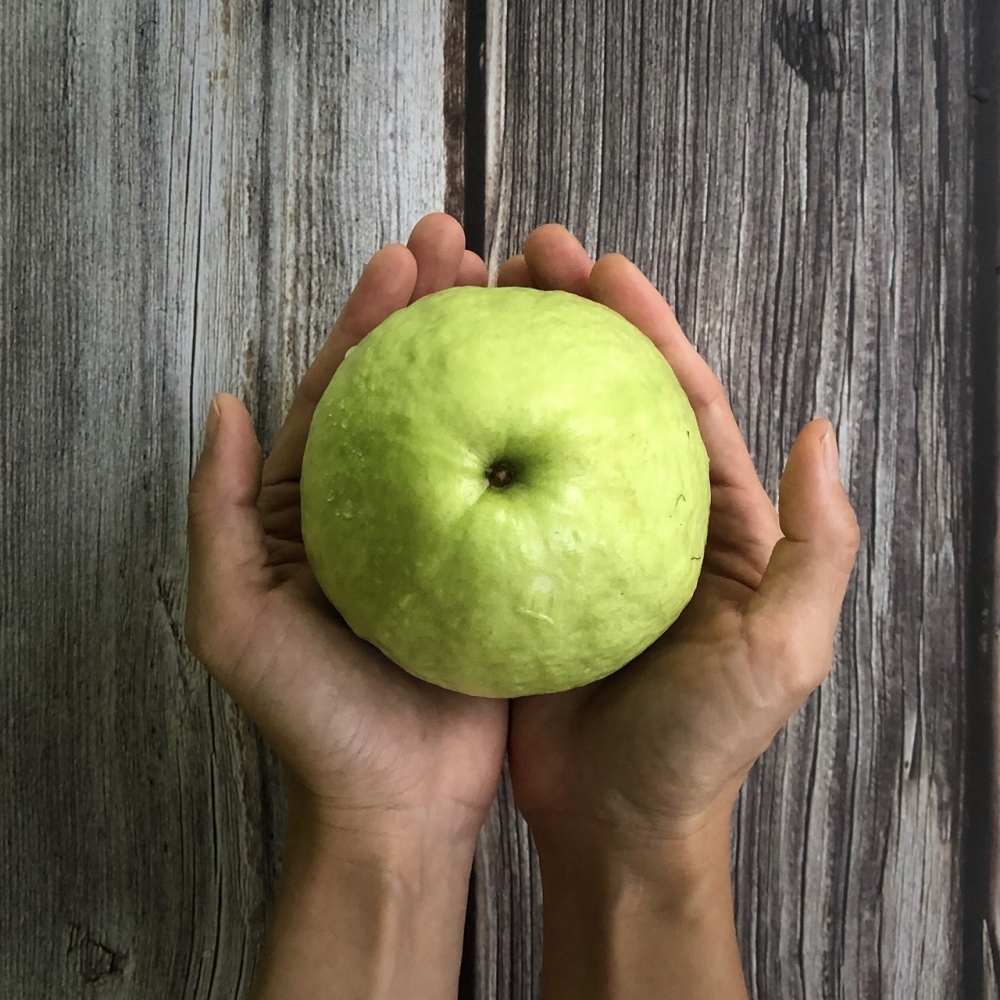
(746, 419, 860, 696)
(185, 393, 269, 669)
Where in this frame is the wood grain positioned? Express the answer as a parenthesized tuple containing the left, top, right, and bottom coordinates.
(980, 0, 1000, 990)
(3, 0, 996, 996)
(476, 0, 993, 997)
(0, 0, 451, 995)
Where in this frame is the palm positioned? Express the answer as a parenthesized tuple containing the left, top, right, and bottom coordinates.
(250, 482, 506, 828)
(509, 481, 780, 841)
(500, 226, 854, 843)
(187, 215, 507, 838)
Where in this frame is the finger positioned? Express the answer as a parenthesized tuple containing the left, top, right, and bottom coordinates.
(407, 212, 467, 301)
(522, 223, 593, 296)
(497, 254, 532, 287)
(745, 420, 860, 697)
(261, 244, 418, 487)
(588, 253, 761, 493)
(455, 249, 489, 287)
(589, 253, 780, 559)
(186, 394, 270, 671)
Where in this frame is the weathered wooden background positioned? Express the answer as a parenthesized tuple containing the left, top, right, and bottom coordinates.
(2, 1, 997, 998)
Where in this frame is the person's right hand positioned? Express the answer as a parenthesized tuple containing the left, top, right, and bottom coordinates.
(185, 214, 508, 850)
(185, 215, 509, 1000)
(503, 224, 860, 854)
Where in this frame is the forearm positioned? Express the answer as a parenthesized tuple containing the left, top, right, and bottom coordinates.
(532, 802, 748, 1000)
(250, 786, 475, 1000)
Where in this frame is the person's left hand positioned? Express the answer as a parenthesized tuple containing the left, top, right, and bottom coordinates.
(185, 214, 508, 853)
(501, 225, 858, 853)
(496, 225, 857, 1000)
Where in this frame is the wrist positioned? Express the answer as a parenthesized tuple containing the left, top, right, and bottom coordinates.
(287, 769, 489, 863)
(285, 775, 481, 879)
(249, 781, 477, 1000)
(530, 796, 748, 1000)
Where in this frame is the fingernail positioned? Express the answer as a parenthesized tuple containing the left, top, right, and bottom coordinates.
(206, 395, 222, 445)
(822, 427, 840, 481)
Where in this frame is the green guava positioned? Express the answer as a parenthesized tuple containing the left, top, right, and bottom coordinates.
(300, 286, 709, 697)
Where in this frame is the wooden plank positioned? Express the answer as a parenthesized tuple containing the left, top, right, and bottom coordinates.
(474, 766, 543, 1000)
(986, 922, 1000, 1000)
(475, 0, 983, 996)
(979, 8, 1000, 998)
(0, 0, 453, 995)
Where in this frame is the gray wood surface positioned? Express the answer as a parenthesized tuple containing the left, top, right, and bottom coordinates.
(475, 0, 996, 997)
(1, 1, 453, 995)
(3, 0, 996, 998)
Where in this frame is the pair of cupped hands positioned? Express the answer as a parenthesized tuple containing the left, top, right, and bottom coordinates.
(185, 213, 858, 879)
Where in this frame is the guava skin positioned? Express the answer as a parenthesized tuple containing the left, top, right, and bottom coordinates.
(300, 286, 709, 697)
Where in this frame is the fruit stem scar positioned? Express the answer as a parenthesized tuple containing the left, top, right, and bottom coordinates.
(486, 461, 516, 489)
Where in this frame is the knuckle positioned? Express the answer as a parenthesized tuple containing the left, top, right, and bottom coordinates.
(847, 527, 862, 561)
(840, 505, 861, 554)
(783, 655, 831, 702)
(746, 616, 828, 703)
(833, 504, 862, 570)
